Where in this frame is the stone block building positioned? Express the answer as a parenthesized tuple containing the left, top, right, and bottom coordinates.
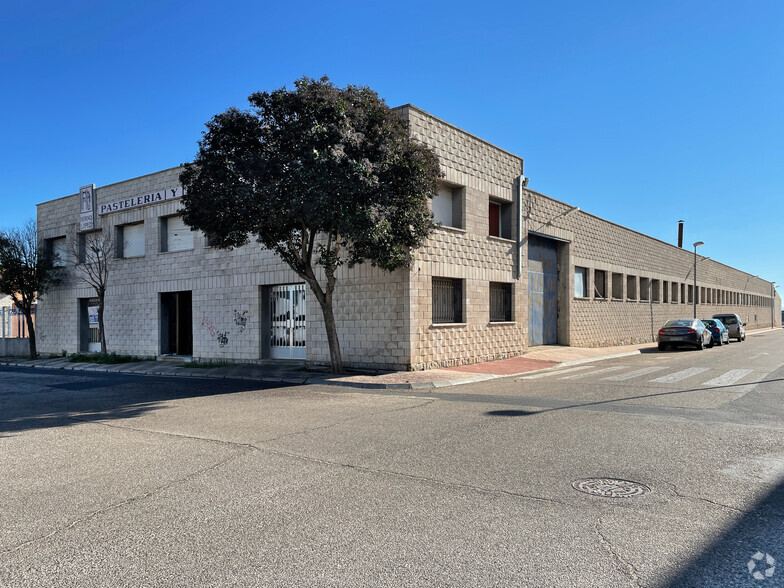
(35, 105, 781, 369)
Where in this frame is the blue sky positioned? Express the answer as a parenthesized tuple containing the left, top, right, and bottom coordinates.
(2, 0, 782, 293)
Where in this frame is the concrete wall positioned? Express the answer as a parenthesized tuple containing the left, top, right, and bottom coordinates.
(35, 106, 780, 371)
(36, 168, 412, 370)
(520, 189, 780, 346)
(0, 338, 30, 357)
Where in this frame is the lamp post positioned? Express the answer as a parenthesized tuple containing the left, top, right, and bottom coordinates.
(772, 282, 778, 328)
(693, 241, 704, 319)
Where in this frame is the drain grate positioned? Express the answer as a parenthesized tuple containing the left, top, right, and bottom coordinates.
(572, 478, 651, 498)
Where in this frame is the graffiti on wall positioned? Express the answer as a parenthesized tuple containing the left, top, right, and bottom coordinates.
(201, 308, 253, 349)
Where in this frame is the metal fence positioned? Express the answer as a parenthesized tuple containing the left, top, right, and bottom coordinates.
(1, 306, 34, 338)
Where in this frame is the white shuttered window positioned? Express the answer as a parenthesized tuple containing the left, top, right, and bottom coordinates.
(122, 223, 145, 258)
(162, 216, 194, 252)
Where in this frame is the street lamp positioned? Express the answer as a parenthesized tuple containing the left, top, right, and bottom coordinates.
(693, 241, 704, 319)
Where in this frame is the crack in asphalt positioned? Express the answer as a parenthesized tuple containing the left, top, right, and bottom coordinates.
(259, 445, 565, 506)
(663, 480, 748, 515)
(0, 449, 254, 556)
(257, 397, 437, 443)
(594, 517, 643, 587)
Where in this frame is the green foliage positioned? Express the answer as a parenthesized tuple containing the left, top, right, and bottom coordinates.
(68, 352, 150, 364)
(179, 76, 442, 373)
(180, 76, 440, 273)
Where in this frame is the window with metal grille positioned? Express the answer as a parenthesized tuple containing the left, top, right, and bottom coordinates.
(489, 282, 512, 322)
(594, 269, 607, 299)
(432, 278, 463, 324)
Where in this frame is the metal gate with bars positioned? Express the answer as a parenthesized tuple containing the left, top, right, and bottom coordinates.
(269, 284, 306, 359)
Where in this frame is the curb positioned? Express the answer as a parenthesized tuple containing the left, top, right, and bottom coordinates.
(1, 327, 779, 390)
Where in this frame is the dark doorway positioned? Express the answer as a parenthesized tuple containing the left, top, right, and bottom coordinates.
(160, 291, 192, 356)
(528, 235, 559, 345)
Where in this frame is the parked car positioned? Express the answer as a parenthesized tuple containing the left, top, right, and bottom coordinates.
(712, 313, 746, 342)
(701, 318, 729, 346)
(658, 319, 713, 350)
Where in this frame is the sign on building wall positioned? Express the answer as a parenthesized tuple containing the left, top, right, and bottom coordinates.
(79, 184, 96, 231)
(98, 186, 187, 215)
(88, 306, 99, 326)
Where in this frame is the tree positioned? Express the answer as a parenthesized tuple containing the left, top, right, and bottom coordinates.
(0, 220, 62, 358)
(180, 76, 441, 373)
(69, 230, 115, 353)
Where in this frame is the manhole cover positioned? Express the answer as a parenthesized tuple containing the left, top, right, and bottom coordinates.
(572, 478, 651, 498)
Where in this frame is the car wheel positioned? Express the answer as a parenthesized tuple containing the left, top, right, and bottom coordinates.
(708, 337, 714, 348)
(697, 338, 704, 350)
(737, 336, 742, 342)
(658, 343, 666, 351)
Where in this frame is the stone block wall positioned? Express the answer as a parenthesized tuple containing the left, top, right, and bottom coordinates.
(35, 106, 780, 370)
(36, 168, 411, 369)
(398, 106, 528, 370)
(521, 189, 781, 346)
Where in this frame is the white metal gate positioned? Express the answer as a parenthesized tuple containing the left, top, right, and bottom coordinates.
(87, 297, 101, 352)
(269, 284, 306, 359)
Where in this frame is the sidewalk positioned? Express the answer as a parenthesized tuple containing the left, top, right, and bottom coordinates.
(1, 328, 778, 390)
(0, 342, 655, 390)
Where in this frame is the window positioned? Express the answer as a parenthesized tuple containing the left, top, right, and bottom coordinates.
(432, 184, 463, 229)
(671, 282, 678, 303)
(574, 267, 588, 298)
(626, 275, 637, 301)
(640, 277, 650, 301)
(432, 278, 463, 324)
(161, 215, 194, 253)
(652, 280, 660, 303)
(663, 281, 669, 303)
(489, 198, 512, 239)
(47, 237, 67, 267)
(688, 285, 693, 304)
(681, 283, 686, 304)
(594, 270, 607, 299)
(489, 282, 512, 322)
(117, 222, 145, 258)
(612, 273, 624, 299)
(78, 231, 103, 263)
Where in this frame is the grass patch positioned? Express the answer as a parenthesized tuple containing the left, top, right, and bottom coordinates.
(183, 361, 234, 369)
(69, 352, 150, 364)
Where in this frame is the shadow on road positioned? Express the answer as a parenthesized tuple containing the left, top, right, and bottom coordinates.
(661, 476, 784, 587)
(483, 378, 784, 417)
(0, 366, 289, 436)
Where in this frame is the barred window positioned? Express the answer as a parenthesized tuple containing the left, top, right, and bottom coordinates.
(489, 282, 512, 322)
(594, 270, 607, 299)
(432, 278, 463, 324)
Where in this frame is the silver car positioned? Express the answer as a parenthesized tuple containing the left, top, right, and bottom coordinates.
(658, 319, 713, 350)
(712, 313, 746, 342)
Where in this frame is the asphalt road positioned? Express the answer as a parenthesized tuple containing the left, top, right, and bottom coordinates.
(1, 330, 783, 587)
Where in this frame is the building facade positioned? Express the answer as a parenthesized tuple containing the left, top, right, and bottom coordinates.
(36, 106, 781, 369)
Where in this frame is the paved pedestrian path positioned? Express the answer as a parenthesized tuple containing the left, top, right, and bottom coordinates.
(1, 328, 777, 390)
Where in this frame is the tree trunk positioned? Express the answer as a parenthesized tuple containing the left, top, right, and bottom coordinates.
(24, 310, 37, 359)
(98, 297, 107, 353)
(318, 296, 343, 373)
